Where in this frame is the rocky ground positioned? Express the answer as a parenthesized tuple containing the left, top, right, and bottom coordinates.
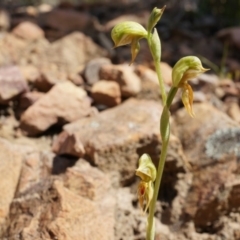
(0, 1, 240, 240)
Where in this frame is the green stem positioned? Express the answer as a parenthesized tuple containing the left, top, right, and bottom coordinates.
(147, 34, 167, 105)
(146, 137, 169, 240)
(166, 87, 178, 108)
(154, 59, 167, 105)
(146, 87, 178, 240)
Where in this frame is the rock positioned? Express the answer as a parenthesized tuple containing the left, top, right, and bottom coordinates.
(0, 115, 19, 139)
(91, 80, 121, 107)
(173, 103, 239, 168)
(16, 151, 54, 195)
(20, 82, 92, 136)
(135, 65, 160, 100)
(0, 32, 50, 67)
(38, 3, 52, 13)
(63, 159, 111, 201)
(115, 188, 139, 239)
(19, 65, 40, 83)
(173, 103, 240, 231)
(217, 27, 240, 49)
(0, 138, 22, 234)
(84, 57, 111, 85)
(34, 32, 107, 88)
(217, 79, 239, 97)
(135, 63, 172, 100)
(4, 177, 115, 240)
(34, 69, 64, 92)
(53, 98, 187, 185)
(19, 91, 44, 110)
(0, 10, 10, 31)
(12, 21, 44, 41)
(226, 99, 240, 123)
(160, 62, 173, 86)
(39, 9, 92, 33)
(68, 72, 84, 86)
(0, 66, 28, 103)
(191, 73, 219, 94)
(99, 64, 141, 97)
(25, 6, 38, 17)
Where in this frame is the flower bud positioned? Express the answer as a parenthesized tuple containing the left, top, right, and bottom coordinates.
(172, 56, 208, 88)
(111, 21, 147, 64)
(147, 6, 166, 33)
(171, 56, 209, 117)
(148, 28, 161, 62)
(136, 154, 156, 182)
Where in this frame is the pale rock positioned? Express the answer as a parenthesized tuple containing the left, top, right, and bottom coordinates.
(38, 3, 52, 13)
(135, 65, 160, 100)
(20, 82, 92, 135)
(0, 138, 22, 234)
(26, 6, 38, 17)
(91, 80, 121, 107)
(0, 65, 28, 103)
(19, 64, 40, 83)
(99, 64, 141, 97)
(0, 32, 50, 67)
(12, 21, 44, 41)
(160, 62, 173, 86)
(0, 10, 10, 31)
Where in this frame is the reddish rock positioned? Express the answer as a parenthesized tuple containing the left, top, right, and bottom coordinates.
(0, 138, 22, 233)
(0, 32, 50, 67)
(16, 150, 54, 195)
(63, 160, 111, 201)
(20, 82, 92, 136)
(0, 66, 28, 103)
(53, 98, 187, 185)
(173, 103, 240, 230)
(91, 80, 121, 107)
(84, 57, 111, 85)
(38, 3, 52, 13)
(12, 21, 44, 41)
(99, 64, 141, 97)
(5, 178, 115, 240)
(33, 32, 107, 88)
